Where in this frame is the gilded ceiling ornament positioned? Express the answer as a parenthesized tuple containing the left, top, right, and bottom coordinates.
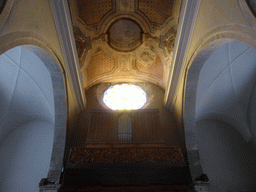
(136, 47, 156, 66)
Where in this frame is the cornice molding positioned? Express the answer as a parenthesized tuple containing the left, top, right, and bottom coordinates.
(49, 0, 86, 111)
(164, 0, 202, 110)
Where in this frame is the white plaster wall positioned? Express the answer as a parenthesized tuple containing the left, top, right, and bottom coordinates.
(0, 46, 54, 140)
(196, 119, 256, 192)
(196, 41, 256, 191)
(0, 47, 54, 192)
(196, 41, 256, 142)
(0, 121, 54, 192)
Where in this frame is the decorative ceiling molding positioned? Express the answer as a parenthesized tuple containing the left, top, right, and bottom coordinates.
(74, 0, 116, 33)
(84, 72, 165, 91)
(82, 42, 165, 90)
(134, 0, 180, 34)
(135, 54, 163, 78)
(73, 26, 92, 68)
(76, 0, 113, 26)
(49, 0, 86, 112)
(68, 0, 182, 90)
(164, 0, 202, 110)
(69, 0, 181, 36)
(99, 12, 150, 34)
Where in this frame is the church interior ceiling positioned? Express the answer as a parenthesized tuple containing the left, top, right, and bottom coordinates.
(68, 0, 182, 90)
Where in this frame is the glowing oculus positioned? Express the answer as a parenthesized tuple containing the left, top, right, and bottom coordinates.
(103, 84, 147, 110)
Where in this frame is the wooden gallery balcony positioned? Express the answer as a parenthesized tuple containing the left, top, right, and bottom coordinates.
(64, 109, 190, 186)
(68, 109, 185, 165)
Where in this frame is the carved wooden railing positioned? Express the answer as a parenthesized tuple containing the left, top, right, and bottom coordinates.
(68, 144, 184, 163)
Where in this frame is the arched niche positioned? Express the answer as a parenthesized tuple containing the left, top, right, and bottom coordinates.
(184, 30, 256, 191)
(0, 32, 67, 190)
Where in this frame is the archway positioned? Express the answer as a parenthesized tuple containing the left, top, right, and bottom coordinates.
(0, 45, 67, 191)
(184, 40, 256, 191)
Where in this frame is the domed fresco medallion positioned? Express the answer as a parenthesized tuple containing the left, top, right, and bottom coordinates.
(108, 19, 142, 51)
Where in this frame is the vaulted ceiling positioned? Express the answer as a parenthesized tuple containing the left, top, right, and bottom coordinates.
(68, 0, 182, 90)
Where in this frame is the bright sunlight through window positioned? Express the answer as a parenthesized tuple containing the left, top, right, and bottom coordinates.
(103, 83, 147, 110)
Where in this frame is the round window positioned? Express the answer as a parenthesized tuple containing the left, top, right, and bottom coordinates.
(103, 83, 147, 110)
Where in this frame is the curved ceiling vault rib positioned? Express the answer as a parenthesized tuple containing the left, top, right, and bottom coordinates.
(3, 51, 21, 68)
(5, 49, 54, 117)
(0, 47, 55, 135)
(196, 41, 256, 142)
(19, 65, 54, 117)
(19, 47, 54, 115)
(0, 119, 35, 146)
(0, 52, 21, 127)
(227, 42, 238, 102)
(228, 66, 237, 102)
(197, 45, 252, 112)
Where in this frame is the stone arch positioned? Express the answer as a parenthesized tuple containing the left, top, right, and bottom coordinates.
(183, 24, 256, 190)
(0, 31, 67, 184)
